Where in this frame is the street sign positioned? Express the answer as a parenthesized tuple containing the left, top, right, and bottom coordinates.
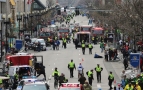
(15, 40, 23, 50)
(130, 53, 140, 68)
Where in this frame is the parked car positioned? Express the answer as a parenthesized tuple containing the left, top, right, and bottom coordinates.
(28, 38, 37, 50)
(33, 39, 46, 51)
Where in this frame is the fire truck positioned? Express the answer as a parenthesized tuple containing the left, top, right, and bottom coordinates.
(80, 25, 93, 32)
(74, 31, 91, 47)
(58, 28, 70, 40)
(5, 53, 43, 77)
(91, 27, 104, 36)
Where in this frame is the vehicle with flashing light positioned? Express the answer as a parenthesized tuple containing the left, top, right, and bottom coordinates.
(80, 25, 93, 32)
(33, 39, 46, 51)
(74, 31, 91, 47)
(16, 76, 37, 90)
(91, 27, 104, 36)
(5, 53, 44, 76)
(58, 28, 70, 40)
(58, 83, 83, 90)
(28, 38, 38, 50)
(20, 79, 50, 90)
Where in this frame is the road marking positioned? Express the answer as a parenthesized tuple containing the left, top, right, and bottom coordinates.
(79, 58, 81, 59)
(52, 68, 53, 70)
(79, 54, 80, 55)
(97, 84, 101, 88)
(57, 54, 58, 55)
(54, 63, 55, 65)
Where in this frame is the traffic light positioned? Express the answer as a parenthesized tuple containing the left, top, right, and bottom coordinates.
(57, 9, 61, 15)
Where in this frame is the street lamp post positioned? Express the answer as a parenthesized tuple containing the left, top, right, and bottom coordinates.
(17, 13, 22, 39)
(4, 20, 10, 53)
(24, 14, 28, 34)
(29, 14, 33, 36)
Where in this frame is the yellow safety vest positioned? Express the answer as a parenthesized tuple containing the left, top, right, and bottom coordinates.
(69, 62, 74, 68)
(14, 74, 19, 79)
(127, 87, 134, 90)
(0, 79, 2, 84)
(82, 44, 85, 47)
(109, 74, 114, 79)
(88, 71, 92, 77)
(88, 44, 92, 48)
(96, 67, 101, 72)
(92, 37, 94, 40)
(64, 39, 66, 43)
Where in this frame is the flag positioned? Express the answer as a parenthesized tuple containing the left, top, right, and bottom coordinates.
(27, 0, 34, 11)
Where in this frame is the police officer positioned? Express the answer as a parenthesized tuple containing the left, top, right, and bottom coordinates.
(68, 60, 76, 78)
(52, 67, 60, 80)
(92, 36, 95, 44)
(82, 42, 86, 55)
(95, 64, 103, 83)
(108, 71, 114, 90)
(14, 71, 19, 82)
(63, 38, 67, 49)
(88, 43, 93, 54)
(86, 70, 94, 86)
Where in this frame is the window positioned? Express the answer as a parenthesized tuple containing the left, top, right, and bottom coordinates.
(81, 27, 89, 31)
(59, 29, 69, 32)
(22, 84, 47, 90)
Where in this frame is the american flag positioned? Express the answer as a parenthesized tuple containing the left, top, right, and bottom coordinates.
(27, 0, 34, 4)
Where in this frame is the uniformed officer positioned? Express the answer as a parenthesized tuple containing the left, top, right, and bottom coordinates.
(63, 38, 67, 49)
(86, 70, 94, 86)
(88, 43, 93, 54)
(0, 78, 3, 90)
(82, 42, 86, 55)
(108, 71, 114, 90)
(92, 36, 95, 44)
(14, 71, 19, 81)
(52, 67, 60, 77)
(68, 60, 76, 78)
(94, 64, 103, 83)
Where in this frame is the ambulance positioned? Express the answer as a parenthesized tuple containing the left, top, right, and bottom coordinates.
(58, 83, 83, 90)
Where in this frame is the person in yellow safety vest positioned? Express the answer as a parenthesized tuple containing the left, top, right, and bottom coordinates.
(124, 83, 134, 90)
(92, 36, 95, 44)
(5, 71, 9, 77)
(68, 60, 76, 78)
(0, 79, 2, 87)
(82, 42, 85, 55)
(135, 82, 141, 90)
(95, 64, 103, 83)
(48, 37, 50, 42)
(86, 70, 93, 86)
(88, 43, 93, 54)
(63, 38, 67, 49)
(55, 36, 57, 40)
(108, 71, 114, 90)
(14, 71, 19, 82)
(10, 43, 13, 48)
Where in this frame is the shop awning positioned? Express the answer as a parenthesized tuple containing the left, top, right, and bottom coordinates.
(10, 0, 16, 6)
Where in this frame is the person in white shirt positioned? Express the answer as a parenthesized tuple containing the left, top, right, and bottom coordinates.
(77, 63, 84, 78)
(120, 70, 125, 81)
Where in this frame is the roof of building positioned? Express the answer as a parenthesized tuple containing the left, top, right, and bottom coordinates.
(33, 0, 46, 10)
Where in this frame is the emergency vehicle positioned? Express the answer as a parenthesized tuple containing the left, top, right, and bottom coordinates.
(39, 27, 55, 41)
(80, 25, 93, 32)
(74, 31, 91, 47)
(5, 53, 43, 77)
(91, 27, 104, 36)
(58, 28, 70, 40)
(58, 83, 83, 90)
(17, 79, 50, 90)
(16, 76, 37, 90)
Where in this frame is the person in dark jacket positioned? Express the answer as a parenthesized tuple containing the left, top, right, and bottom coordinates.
(78, 74, 86, 85)
(58, 73, 68, 86)
(123, 57, 128, 70)
(36, 64, 46, 80)
(74, 39, 78, 49)
(109, 49, 113, 60)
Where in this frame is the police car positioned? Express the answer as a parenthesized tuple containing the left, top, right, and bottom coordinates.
(58, 83, 83, 90)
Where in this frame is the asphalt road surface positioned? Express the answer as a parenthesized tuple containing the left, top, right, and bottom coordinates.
(27, 15, 119, 90)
